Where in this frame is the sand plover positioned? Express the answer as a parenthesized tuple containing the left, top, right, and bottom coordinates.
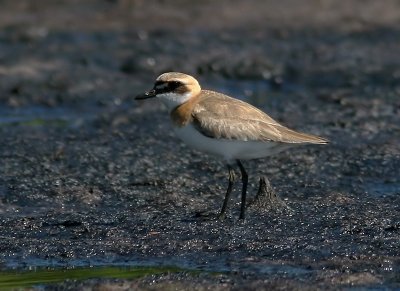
(136, 72, 328, 220)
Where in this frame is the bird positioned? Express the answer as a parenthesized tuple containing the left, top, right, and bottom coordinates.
(136, 72, 328, 220)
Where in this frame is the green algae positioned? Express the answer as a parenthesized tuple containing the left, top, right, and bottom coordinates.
(0, 265, 185, 290)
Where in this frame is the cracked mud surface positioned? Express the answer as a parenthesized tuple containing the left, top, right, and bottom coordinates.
(0, 0, 399, 289)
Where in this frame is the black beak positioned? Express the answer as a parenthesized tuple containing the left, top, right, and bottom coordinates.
(135, 89, 157, 100)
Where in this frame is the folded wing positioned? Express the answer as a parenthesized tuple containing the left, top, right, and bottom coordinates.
(192, 91, 328, 144)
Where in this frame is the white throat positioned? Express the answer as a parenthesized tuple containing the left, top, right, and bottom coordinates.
(157, 92, 193, 111)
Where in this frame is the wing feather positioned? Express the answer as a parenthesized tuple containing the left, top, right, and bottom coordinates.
(192, 90, 328, 144)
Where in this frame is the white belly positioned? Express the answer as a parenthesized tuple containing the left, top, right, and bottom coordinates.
(174, 124, 293, 162)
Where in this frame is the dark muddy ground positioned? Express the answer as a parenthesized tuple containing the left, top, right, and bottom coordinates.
(0, 0, 399, 289)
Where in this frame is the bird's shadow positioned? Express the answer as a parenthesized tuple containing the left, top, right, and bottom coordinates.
(248, 176, 294, 214)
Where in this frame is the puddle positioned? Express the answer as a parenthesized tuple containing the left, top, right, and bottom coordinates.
(0, 262, 314, 290)
(0, 77, 301, 128)
(207, 78, 301, 101)
(0, 255, 315, 290)
(232, 262, 311, 276)
(363, 180, 400, 197)
(0, 265, 186, 290)
(0, 106, 78, 127)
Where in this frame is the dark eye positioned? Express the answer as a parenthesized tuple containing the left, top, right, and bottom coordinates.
(169, 81, 181, 89)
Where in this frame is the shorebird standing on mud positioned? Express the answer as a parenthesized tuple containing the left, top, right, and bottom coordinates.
(136, 72, 328, 220)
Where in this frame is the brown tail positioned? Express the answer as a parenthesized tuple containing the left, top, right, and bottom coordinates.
(278, 126, 329, 144)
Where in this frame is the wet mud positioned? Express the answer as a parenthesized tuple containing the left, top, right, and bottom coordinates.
(0, 0, 399, 289)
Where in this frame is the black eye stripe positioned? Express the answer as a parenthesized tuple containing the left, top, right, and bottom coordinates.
(154, 81, 183, 94)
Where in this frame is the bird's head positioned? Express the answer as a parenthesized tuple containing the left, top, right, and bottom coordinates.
(135, 72, 201, 110)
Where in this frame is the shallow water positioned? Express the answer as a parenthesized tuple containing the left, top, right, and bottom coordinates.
(0, 265, 185, 289)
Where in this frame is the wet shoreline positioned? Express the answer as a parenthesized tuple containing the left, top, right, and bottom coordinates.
(0, 0, 399, 289)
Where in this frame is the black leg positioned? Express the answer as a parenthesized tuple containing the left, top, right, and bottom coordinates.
(236, 159, 248, 220)
(218, 165, 235, 219)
